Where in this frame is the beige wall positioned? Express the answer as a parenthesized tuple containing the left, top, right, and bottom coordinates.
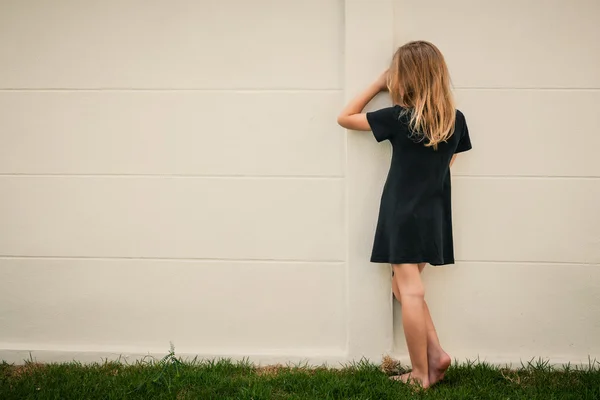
(0, 0, 598, 366)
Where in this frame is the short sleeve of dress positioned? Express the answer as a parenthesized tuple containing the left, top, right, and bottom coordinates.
(366, 107, 397, 142)
(455, 115, 472, 153)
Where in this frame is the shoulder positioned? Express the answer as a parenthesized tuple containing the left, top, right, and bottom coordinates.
(454, 108, 472, 152)
(454, 109, 469, 132)
(367, 105, 402, 121)
(366, 105, 403, 143)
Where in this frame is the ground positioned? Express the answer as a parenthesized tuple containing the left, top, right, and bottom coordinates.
(1, 353, 599, 399)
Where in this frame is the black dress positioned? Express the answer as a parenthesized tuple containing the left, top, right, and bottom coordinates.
(366, 105, 472, 266)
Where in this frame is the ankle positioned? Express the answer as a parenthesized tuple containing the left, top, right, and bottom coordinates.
(428, 346, 447, 359)
(427, 348, 441, 359)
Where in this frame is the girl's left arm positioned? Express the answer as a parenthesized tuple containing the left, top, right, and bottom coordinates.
(337, 71, 388, 131)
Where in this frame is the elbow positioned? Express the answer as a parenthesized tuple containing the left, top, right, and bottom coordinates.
(336, 115, 348, 129)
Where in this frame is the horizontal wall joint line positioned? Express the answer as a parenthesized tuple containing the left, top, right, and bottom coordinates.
(455, 87, 600, 91)
(0, 174, 345, 180)
(0, 255, 346, 264)
(0, 88, 343, 93)
(456, 260, 599, 267)
(454, 175, 600, 180)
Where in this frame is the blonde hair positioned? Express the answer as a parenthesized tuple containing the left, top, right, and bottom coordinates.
(388, 41, 455, 149)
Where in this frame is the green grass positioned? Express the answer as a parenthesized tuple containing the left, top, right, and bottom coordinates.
(1, 351, 599, 399)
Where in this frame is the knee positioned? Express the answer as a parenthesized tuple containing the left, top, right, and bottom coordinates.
(399, 287, 425, 302)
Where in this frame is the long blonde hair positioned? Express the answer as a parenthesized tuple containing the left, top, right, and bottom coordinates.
(388, 41, 455, 149)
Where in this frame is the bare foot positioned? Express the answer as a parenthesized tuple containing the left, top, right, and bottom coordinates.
(390, 372, 430, 389)
(428, 351, 451, 386)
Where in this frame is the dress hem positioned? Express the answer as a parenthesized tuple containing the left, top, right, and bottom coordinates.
(370, 257, 455, 266)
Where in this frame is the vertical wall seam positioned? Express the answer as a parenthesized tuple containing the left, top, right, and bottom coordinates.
(341, 0, 351, 357)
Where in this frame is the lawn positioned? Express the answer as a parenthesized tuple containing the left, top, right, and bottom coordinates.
(1, 350, 599, 399)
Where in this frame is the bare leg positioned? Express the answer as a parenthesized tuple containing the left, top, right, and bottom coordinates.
(422, 301, 451, 385)
(392, 263, 430, 388)
(392, 264, 450, 386)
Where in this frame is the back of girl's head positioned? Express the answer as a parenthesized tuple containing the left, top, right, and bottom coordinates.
(388, 41, 455, 149)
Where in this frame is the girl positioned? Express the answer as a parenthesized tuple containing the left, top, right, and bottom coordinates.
(337, 41, 472, 389)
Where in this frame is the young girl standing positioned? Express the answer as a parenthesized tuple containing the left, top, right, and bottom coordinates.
(337, 41, 472, 389)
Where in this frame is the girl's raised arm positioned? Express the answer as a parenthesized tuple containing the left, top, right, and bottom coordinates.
(337, 71, 388, 131)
